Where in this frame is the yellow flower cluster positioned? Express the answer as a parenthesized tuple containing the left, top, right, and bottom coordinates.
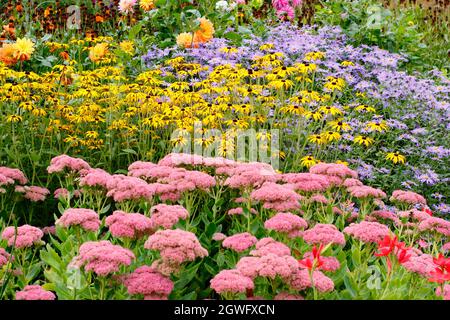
(0, 44, 390, 164)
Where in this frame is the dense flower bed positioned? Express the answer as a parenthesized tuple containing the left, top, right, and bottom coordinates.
(0, 153, 449, 300)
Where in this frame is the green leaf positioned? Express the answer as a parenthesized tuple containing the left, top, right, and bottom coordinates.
(121, 148, 138, 155)
(343, 275, 357, 298)
(224, 32, 243, 45)
(128, 22, 144, 41)
(216, 252, 225, 267)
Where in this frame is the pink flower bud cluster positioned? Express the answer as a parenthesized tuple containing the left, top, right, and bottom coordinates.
(0, 248, 12, 267)
(71, 241, 135, 276)
(250, 182, 302, 211)
(123, 266, 174, 300)
(302, 223, 346, 246)
(15, 285, 56, 300)
(79, 168, 112, 189)
(2, 225, 44, 248)
(15, 185, 50, 202)
(236, 254, 299, 280)
(106, 174, 156, 202)
(56, 208, 101, 232)
(264, 212, 307, 237)
(281, 173, 331, 192)
(0, 166, 28, 185)
(222, 232, 257, 252)
(105, 210, 153, 239)
(390, 190, 427, 205)
(249, 237, 291, 257)
(223, 163, 279, 189)
(288, 268, 334, 293)
(347, 185, 386, 199)
(418, 217, 450, 236)
(144, 229, 208, 265)
(47, 155, 91, 174)
(150, 204, 189, 229)
(210, 269, 254, 295)
(343, 221, 390, 243)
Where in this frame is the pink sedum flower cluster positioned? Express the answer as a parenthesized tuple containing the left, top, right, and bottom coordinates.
(47, 155, 91, 174)
(236, 254, 299, 280)
(123, 266, 174, 300)
(15, 185, 50, 202)
(150, 204, 189, 229)
(15, 285, 56, 300)
(250, 238, 291, 257)
(289, 268, 334, 293)
(210, 269, 254, 295)
(105, 210, 153, 239)
(56, 208, 101, 232)
(144, 229, 208, 265)
(390, 190, 427, 205)
(264, 212, 307, 236)
(344, 221, 390, 243)
(222, 232, 257, 252)
(2, 225, 44, 248)
(0, 248, 12, 267)
(0, 166, 28, 185)
(302, 224, 345, 246)
(250, 182, 302, 211)
(71, 241, 135, 276)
